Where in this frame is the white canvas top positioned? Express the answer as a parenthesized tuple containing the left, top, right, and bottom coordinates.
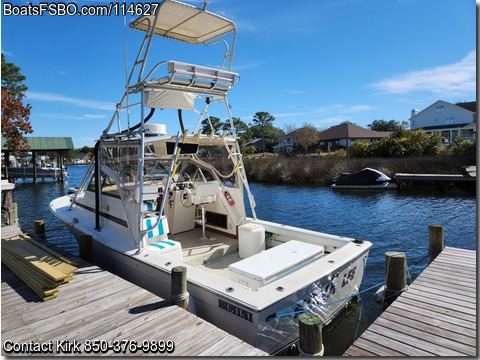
(129, 0, 236, 45)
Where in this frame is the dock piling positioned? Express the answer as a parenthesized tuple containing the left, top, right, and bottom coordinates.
(33, 220, 46, 239)
(78, 234, 93, 261)
(428, 224, 444, 263)
(384, 251, 407, 302)
(171, 266, 189, 310)
(298, 312, 324, 356)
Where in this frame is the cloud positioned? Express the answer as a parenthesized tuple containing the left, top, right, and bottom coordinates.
(37, 113, 108, 121)
(370, 50, 476, 95)
(26, 92, 115, 111)
(344, 105, 373, 112)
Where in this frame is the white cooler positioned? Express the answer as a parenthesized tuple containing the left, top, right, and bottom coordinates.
(238, 223, 265, 258)
(229, 240, 325, 289)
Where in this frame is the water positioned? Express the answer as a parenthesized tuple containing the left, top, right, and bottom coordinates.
(10, 165, 477, 355)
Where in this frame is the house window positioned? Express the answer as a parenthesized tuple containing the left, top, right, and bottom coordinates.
(436, 105, 444, 112)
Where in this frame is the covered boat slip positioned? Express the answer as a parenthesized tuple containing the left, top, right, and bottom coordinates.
(1, 136, 73, 182)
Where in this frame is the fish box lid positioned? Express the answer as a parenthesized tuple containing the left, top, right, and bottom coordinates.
(229, 240, 324, 282)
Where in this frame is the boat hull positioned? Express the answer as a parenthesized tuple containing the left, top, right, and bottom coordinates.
(58, 215, 368, 354)
(3, 167, 67, 179)
(331, 182, 398, 190)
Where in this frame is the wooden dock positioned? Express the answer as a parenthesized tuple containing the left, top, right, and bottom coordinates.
(395, 166, 476, 191)
(1, 226, 268, 356)
(344, 247, 476, 356)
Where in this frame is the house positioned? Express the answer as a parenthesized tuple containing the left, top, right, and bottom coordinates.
(278, 127, 322, 155)
(243, 138, 266, 152)
(317, 123, 391, 151)
(278, 130, 297, 155)
(409, 100, 476, 143)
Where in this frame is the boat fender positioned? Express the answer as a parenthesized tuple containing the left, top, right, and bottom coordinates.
(224, 191, 235, 205)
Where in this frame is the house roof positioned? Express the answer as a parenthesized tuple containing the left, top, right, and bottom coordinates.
(318, 124, 391, 141)
(1, 137, 74, 151)
(455, 101, 476, 113)
(244, 138, 264, 146)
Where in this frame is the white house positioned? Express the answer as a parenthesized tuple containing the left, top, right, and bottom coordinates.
(409, 100, 476, 143)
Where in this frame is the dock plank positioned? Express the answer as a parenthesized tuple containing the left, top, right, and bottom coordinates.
(1, 230, 267, 356)
(344, 247, 476, 356)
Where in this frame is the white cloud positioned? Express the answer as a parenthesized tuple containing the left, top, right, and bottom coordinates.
(344, 105, 373, 112)
(38, 113, 108, 121)
(370, 50, 476, 95)
(26, 92, 115, 111)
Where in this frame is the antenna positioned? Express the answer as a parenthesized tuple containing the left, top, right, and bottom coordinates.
(122, 0, 130, 130)
(202, 1, 208, 11)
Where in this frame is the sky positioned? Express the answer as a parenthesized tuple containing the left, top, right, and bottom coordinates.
(1, 0, 477, 148)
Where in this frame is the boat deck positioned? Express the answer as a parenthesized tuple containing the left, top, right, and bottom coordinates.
(170, 228, 241, 280)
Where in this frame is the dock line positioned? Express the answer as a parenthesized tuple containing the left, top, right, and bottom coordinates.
(274, 252, 430, 319)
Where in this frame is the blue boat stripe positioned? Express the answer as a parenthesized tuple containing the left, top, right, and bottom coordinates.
(160, 240, 176, 247)
(146, 218, 154, 238)
(150, 243, 165, 249)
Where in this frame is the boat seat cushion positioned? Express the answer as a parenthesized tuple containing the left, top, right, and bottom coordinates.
(144, 215, 169, 241)
(143, 216, 182, 260)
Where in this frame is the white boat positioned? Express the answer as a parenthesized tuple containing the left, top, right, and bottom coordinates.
(50, 1, 371, 354)
(4, 165, 68, 179)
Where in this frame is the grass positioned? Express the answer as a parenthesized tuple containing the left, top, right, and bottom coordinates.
(242, 155, 476, 186)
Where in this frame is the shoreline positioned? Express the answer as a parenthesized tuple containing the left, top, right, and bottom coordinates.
(242, 155, 475, 187)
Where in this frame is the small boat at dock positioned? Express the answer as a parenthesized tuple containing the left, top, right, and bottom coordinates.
(3, 164, 68, 180)
(49, 0, 372, 354)
(331, 167, 397, 190)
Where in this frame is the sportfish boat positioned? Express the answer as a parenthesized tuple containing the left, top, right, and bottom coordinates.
(50, 0, 371, 354)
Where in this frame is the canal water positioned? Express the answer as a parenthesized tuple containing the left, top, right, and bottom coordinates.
(10, 165, 476, 355)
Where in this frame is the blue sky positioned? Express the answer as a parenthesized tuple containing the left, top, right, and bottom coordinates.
(2, 0, 476, 148)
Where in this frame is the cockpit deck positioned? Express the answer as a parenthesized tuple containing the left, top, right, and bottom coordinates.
(169, 227, 240, 279)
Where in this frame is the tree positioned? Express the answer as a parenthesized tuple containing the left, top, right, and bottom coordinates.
(200, 116, 224, 134)
(367, 119, 401, 131)
(1, 54, 28, 97)
(230, 117, 252, 146)
(294, 124, 320, 153)
(252, 111, 275, 156)
(1, 54, 32, 154)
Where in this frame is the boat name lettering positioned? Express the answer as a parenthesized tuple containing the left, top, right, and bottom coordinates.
(218, 300, 253, 322)
(341, 266, 357, 288)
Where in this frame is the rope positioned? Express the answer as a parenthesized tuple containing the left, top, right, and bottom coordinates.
(273, 251, 431, 320)
(170, 292, 189, 302)
(17, 216, 77, 240)
(353, 256, 367, 342)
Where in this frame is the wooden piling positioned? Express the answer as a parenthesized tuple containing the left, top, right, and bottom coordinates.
(1, 185, 15, 225)
(429, 224, 444, 263)
(33, 220, 46, 239)
(171, 266, 189, 310)
(78, 235, 92, 261)
(298, 312, 324, 356)
(384, 251, 406, 301)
